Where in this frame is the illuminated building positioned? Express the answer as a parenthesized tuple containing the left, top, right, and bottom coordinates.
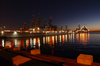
(75, 24, 89, 33)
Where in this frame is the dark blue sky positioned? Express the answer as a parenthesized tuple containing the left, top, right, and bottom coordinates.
(0, 0, 100, 31)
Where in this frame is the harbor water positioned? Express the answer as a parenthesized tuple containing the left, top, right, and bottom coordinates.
(0, 31, 100, 63)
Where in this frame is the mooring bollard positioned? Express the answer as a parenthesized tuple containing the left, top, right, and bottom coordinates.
(4, 46, 10, 49)
(30, 49, 40, 55)
(77, 54, 93, 65)
(13, 47, 20, 50)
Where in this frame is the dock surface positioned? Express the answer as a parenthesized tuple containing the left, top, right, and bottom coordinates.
(0, 47, 100, 66)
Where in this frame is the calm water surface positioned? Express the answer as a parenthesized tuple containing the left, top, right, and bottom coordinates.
(0, 31, 100, 63)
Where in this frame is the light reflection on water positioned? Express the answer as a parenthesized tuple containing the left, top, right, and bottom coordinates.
(1, 32, 100, 62)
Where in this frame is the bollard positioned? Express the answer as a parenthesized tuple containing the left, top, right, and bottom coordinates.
(13, 47, 20, 50)
(77, 54, 93, 65)
(4, 46, 10, 49)
(31, 49, 40, 55)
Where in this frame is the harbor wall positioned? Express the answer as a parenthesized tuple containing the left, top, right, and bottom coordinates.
(0, 32, 68, 38)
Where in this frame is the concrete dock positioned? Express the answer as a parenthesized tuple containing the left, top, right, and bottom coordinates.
(0, 47, 100, 66)
(0, 32, 68, 38)
(0, 49, 56, 66)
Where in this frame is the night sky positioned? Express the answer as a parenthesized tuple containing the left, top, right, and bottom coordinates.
(0, 0, 100, 31)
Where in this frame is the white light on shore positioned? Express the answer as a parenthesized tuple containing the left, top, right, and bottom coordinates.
(38, 28, 39, 30)
(30, 31, 32, 33)
(33, 29, 35, 31)
(14, 31, 17, 34)
(2, 39, 4, 47)
(1, 31, 4, 34)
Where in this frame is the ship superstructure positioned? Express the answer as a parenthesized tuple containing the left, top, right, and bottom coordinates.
(75, 24, 89, 33)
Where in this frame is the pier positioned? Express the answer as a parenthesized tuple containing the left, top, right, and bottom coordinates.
(0, 46, 100, 66)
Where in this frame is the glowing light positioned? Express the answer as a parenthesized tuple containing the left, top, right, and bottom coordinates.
(52, 31, 54, 33)
(50, 17, 52, 18)
(38, 38, 40, 48)
(65, 35, 67, 42)
(14, 31, 17, 34)
(17, 40, 21, 47)
(60, 35, 61, 42)
(26, 39, 29, 47)
(29, 28, 33, 30)
(25, 31, 29, 32)
(24, 22, 26, 24)
(43, 31, 44, 33)
(55, 36, 57, 43)
(4, 30, 10, 32)
(2, 39, 4, 47)
(30, 31, 32, 33)
(34, 38, 36, 45)
(38, 28, 39, 30)
(73, 34, 74, 42)
(46, 36, 48, 43)
(65, 31, 67, 33)
(30, 38, 32, 47)
(33, 29, 35, 31)
(52, 36, 54, 45)
(69, 31, 72, 33)
(55, 31, 57, 33)
(15, 39, 17, 47)
(59, 31, 61, 33)
(43, 37, 45, 44)
(62, 30, 64, 32)
(1, 31, 4, 34)
(5, 41, 11, 48)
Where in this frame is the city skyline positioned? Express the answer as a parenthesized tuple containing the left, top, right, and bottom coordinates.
(0, 0, 100, 31)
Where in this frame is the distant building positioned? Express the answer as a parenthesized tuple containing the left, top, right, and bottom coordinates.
(75, 24, 89, 33)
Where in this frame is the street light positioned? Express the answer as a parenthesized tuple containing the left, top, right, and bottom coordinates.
(1, 31, 4, 34)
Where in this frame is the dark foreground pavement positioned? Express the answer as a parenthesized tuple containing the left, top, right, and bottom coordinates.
(0, 49, 56, 66)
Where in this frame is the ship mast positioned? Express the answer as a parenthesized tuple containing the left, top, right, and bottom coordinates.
(30, 15, 36, 28)
(78, 23, 80, 30)
(61, 25, 63, 30)
(36, 13, 41, 27)
(43, 18, 46, 27)
(65, 24, 67, 29)
(48, 17, 53, 28)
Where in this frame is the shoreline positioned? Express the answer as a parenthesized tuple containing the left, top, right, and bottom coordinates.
(0, 32, 90, 38)
(0, 32, 69, 38)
